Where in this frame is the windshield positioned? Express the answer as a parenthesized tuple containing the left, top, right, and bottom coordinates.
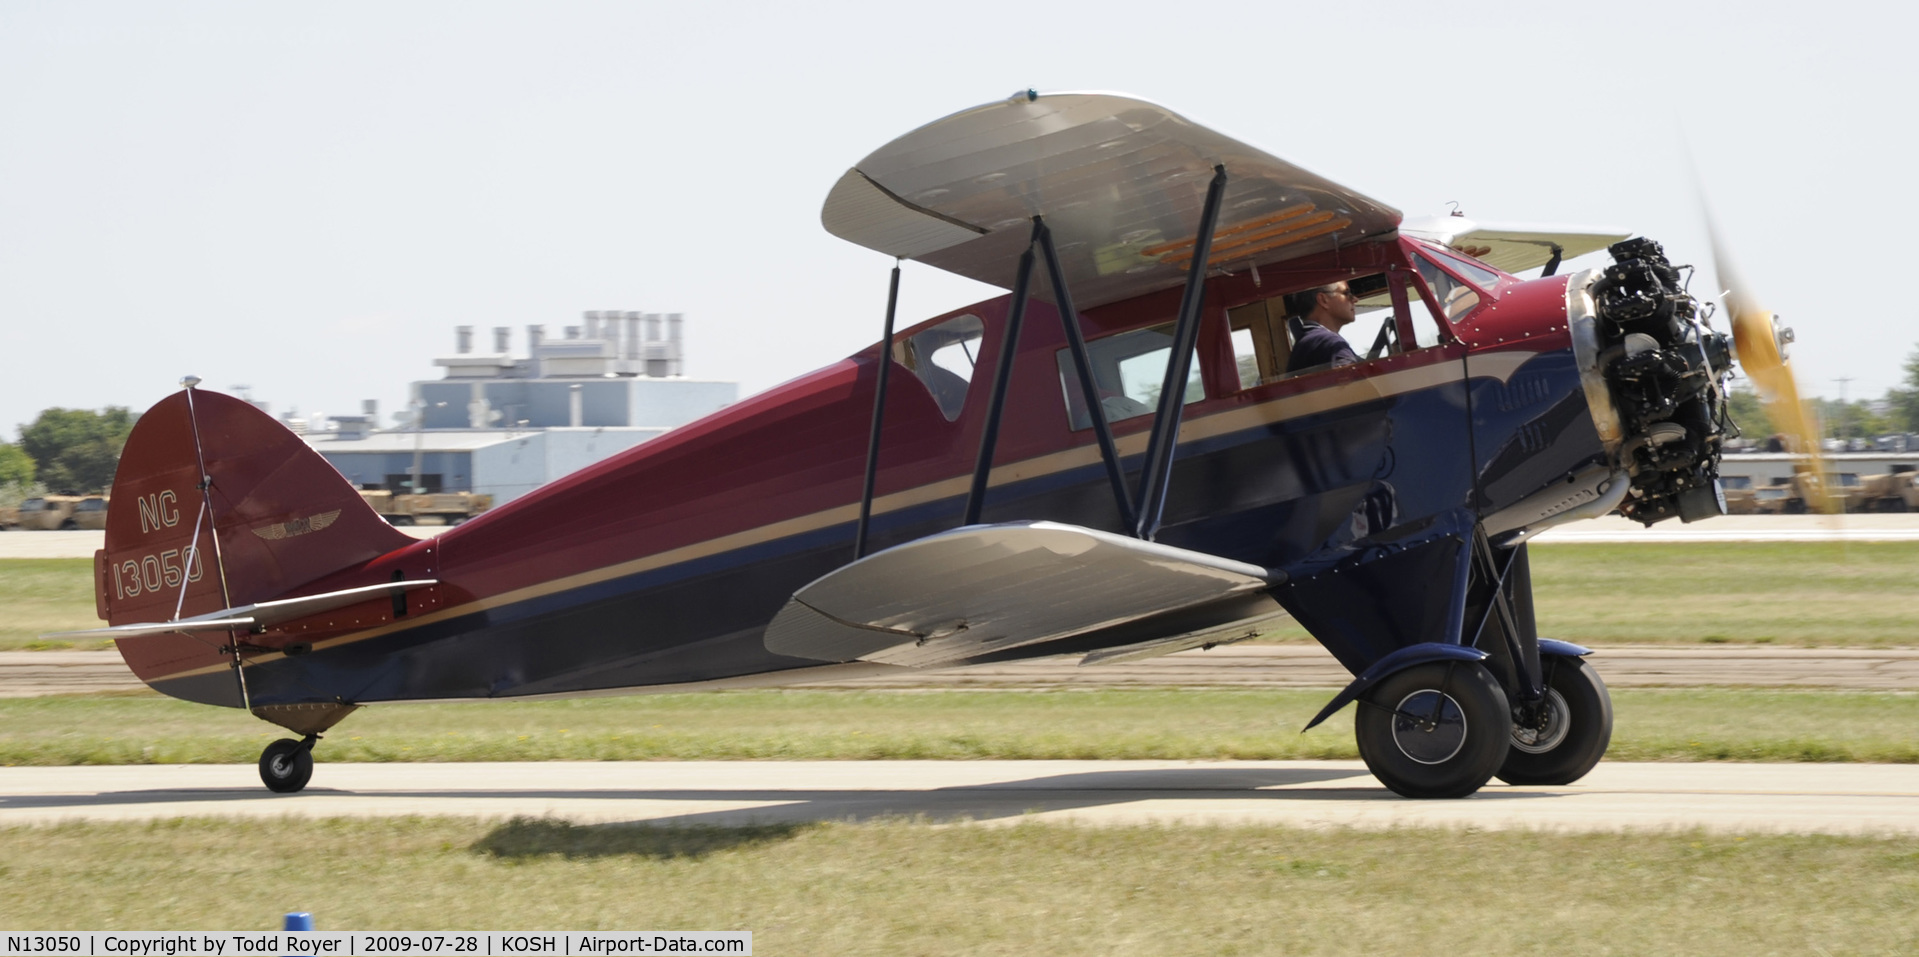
(895, 314, 984, 421)
(1414, 254, 1482, 321)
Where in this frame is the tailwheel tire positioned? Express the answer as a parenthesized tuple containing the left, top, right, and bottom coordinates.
(1496, 656, 1613, 786)
(259, 738, 314, 793)
(1355, 661, 1510, 799)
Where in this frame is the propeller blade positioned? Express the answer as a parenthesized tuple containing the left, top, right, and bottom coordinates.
(1706, 216, 1839, 514)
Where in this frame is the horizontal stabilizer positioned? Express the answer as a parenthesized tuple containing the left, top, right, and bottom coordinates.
(764, 521, 1277, 668)
(1399, 216, 1631, 275)
(45, 579, 438, 640)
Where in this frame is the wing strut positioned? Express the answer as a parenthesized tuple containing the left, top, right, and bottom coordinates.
(960, 216, 1147, 532)
(1135, 165, 1229, 540)
(864, 168, 1227, 542)
(962, 220, 1042, 525)
(852, 260, 903, 559)
(1038, 220, 1136, 532)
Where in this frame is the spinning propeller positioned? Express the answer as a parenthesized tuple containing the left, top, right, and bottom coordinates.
(1708, 220, 1840, 514)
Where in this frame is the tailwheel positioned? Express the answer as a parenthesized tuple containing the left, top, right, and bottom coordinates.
(1355, 661, 1510, 799)
(259, 735, 317, 793)
(1497, 656, 1613, 786)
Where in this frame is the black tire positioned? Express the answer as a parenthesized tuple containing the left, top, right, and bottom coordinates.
(1496, 656, 1613, 786)
(1355, 661, 1510, 799)
(1883, 497, 1908, 514)
(259, 738, 314, 793)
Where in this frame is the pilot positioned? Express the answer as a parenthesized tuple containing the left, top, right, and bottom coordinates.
(1283, 282, 1360, 373)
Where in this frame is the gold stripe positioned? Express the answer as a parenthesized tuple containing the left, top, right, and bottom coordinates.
(158, 350, 1537, 682)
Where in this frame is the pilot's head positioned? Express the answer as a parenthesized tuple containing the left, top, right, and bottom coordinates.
(1284, 282, 1357, 330)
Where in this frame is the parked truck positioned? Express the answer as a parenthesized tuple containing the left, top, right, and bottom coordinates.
(358, 489, 494, 526)
(1720, 475, 1760, 514)
(1760, 471, 1886, 514)
(12, 495, 87, 529)
(1853, 467, 1919, 512)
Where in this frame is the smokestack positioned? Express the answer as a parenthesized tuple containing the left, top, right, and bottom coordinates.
(527, 324, 544, 350)
(362, 399, 378, 417)
(645, 313, 662, 341)
(624, 311, 641, 360)
(601, 311, 620, 355)
(583, 311, 600, 340)
(456, 326, 473, 354)
(493, 326, 510, 354)
(667, 313, 683, 342)
(565, 326, 580, 340)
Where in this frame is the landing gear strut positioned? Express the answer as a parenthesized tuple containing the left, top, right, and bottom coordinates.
(259, 734, 319, 793)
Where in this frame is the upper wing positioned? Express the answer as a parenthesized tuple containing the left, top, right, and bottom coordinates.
(763, 521, 1282, 668)
(1399, 215, 1631, 276)
(821, 91, 1401, 311)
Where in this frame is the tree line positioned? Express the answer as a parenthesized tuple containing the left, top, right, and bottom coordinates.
(1727, 346, 1919, 444)
(1, 407, 138, 501)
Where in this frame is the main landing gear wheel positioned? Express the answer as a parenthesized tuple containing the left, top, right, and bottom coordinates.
(259, 737, 316, 793)
(1355, 661, 1510, 799)
(1496, 656, 1613, 786)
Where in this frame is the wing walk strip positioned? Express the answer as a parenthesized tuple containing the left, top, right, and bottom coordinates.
(150, 350, 1538, 683)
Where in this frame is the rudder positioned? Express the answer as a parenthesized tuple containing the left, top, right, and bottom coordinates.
(100, 387, 413, 699)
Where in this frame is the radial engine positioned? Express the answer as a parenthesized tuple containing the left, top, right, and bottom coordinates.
(1585, 238, 1736, 524)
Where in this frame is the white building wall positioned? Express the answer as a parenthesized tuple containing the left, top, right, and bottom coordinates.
(624, 379, 737, 428)
(1718, 452, 1919, 486)
(470, 428, 664, 504)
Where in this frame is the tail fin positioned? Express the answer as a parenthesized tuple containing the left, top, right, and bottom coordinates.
(101, 388, 412, 694)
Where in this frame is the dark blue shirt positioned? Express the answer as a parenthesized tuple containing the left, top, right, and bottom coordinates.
(1287, 321, 1358, 373)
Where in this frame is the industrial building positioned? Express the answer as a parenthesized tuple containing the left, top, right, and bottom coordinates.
(307, 312, 737, 504)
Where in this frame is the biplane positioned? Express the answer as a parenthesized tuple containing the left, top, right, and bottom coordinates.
(62, 91, 1782, 799)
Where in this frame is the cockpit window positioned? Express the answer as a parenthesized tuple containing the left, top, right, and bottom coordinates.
(1430, 248, 1504, 289)
(1056, 322, 1202, 430)
(894, 314, 984, 421)
(1414, 254, 1482, 321)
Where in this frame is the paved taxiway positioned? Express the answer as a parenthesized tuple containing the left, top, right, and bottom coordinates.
(2, 760, 1915, 833)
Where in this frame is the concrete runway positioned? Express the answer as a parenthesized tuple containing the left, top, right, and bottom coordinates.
(3, 760, 1915, 834)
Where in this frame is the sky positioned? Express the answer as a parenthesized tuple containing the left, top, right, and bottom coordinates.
(2, 0, 1913, 438)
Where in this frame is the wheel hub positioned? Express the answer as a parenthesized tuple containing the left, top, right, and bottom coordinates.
(1509, 688, 1571, 754)
(1391, 690, 1467, 765)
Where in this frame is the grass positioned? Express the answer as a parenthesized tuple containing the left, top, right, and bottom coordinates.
(8, 543, 1919, 651)
(1251, 541, 1919, 647)
(0, 817, 1912, 954)
(1529, 542, 1919, 647)
(0, 558, 106, 651)
(2, 687, 1915, 766)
